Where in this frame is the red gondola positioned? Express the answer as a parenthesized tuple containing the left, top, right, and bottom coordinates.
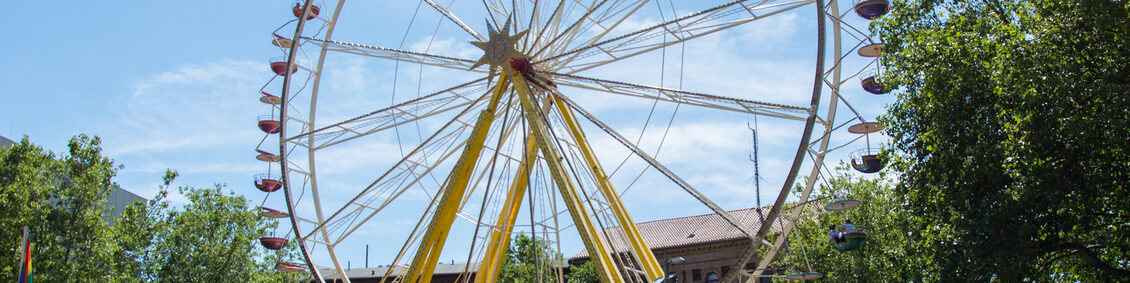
(270, 58, 297, 76)
(272, 33, 294, 49)
(258, 115, 281, 134)
(292, 2, 320, 21)
(261, 207, 290, 218)
(256, 149, 282, 162)
(255, 174, 283, 193)
(276, 261, 306, 273)
(259, 236, 289, 250)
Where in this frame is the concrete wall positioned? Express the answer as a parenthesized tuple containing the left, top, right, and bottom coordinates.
(0, 135, 15, 148)
(105, 185, 146, 221)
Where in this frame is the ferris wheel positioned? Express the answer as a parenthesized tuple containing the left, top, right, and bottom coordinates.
(252, 0, 889, 282)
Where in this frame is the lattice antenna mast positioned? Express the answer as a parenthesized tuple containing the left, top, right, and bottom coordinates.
(748, 116, 764, 221)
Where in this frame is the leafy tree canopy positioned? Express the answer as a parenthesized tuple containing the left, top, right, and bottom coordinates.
(114, 170, 305, 282)
(566, 260, 599, 283)
(498, 233, 562, 283)
(0, 135, 119, 281)
(789, 167, 941, 281)
(876, 0, 1130, 280)
(0, 135, 304, 281)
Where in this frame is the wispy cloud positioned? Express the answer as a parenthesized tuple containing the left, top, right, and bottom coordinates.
(110, 59, 265, 157)
(101, 59, 275, 207)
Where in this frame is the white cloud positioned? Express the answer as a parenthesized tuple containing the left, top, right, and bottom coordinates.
(110, 59, 265, 157)
(101, 59, 279, 210)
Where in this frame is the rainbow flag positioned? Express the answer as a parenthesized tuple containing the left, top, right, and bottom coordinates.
(17, 226, 32, 283)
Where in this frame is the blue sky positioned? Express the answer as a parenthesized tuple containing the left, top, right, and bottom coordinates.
(3, 0, 894, 272)
(4, 1, 296, 201)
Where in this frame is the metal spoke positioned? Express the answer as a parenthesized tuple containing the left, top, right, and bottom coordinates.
(551, 90, 761, 240)
(301, 90, 493, 244)
(271, 0, 864, 281)
(286, 78, 489, 150)
(550, 72, 811, 121)
(540, 0, 814, 74)
(304, 37, 484, 73)
(425, 0, 487, 41)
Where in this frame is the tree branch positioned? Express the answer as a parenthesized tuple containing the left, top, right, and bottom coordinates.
(981, 0, 1012, 25)
(1040, 249, 1079, 274)
(1055, 242, 1130, 278)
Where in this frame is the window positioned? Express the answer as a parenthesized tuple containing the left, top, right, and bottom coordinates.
(721, 266, 730, 276)
(692, 269, 701, 281)
(705, 272, 720, 283)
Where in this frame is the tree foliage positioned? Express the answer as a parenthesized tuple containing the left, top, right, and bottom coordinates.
(0, 135, 303, 281)
(498, 233, 562, 283)
(0, 135, 120, 281)
(876, 0, 1130, 280)
(789, 167, 941, 281)
(114, 170, 304, 282)
(566, 260, 598, 283)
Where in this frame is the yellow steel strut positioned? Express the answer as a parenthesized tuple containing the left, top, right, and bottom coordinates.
(551, 93, 665, 281)
(473, 133, 539, 283)
(510, 72, 624, 283)
(403, 72, 511, 283)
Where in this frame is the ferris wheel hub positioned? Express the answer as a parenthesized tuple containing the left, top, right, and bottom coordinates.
(469, 20, 528, 75)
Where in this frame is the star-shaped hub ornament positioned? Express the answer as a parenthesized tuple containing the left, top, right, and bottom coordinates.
(470, 20, 528, 78)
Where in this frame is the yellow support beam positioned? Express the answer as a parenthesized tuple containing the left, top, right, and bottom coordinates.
(510, 72, 624, 283)
(403, 72, 511, 283)
(551, 94, 665, 281)
(474, 134, 539, 283)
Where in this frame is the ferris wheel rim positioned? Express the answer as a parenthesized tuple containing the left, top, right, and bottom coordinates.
(270, 1, 855, 281)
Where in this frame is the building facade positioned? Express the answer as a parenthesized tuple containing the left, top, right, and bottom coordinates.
(570, 207, 783, 283)
(326, 207, 791, 282)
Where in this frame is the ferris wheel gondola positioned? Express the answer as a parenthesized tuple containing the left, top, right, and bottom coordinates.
(848, 122, 886, 174)
(853, 0, 890, 20)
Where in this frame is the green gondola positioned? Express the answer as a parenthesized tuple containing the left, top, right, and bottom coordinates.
(832, 232, 868, 251)
(785, 271, 823, 280)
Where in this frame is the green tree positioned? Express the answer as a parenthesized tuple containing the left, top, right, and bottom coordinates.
(566, 260, 598, 283)
(788, 167, 942, 281)
(876, 0, 1130, 280)
(0, 135, 121, 281)
(0, 135, 304, 281)
(117, 170, 304, 282)
(498, 233, 562, 282)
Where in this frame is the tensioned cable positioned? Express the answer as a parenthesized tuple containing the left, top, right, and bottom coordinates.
(610, 6, 668, 178)
(528, 1, 565, 58)
(461, 88, 518, 277)
(480, 0, 500, 30)
(391, 0, 428, 158)
(555, 91, 760, 245)
(619, 34, 688, 199)
(530, 0, 609, 60)
(519, 81, 640, 280)
(558, 123, 648, 282)
(411, 0, 460, 197)
(608, 2, 671, 180)
(303, 86, 493, 238)
(794, 219, 815, 272)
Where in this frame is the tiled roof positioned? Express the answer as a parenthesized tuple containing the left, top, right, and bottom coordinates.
(571, 207, 784, 259)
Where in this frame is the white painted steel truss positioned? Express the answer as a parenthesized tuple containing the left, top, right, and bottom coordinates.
(262, 0, 882, 282)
